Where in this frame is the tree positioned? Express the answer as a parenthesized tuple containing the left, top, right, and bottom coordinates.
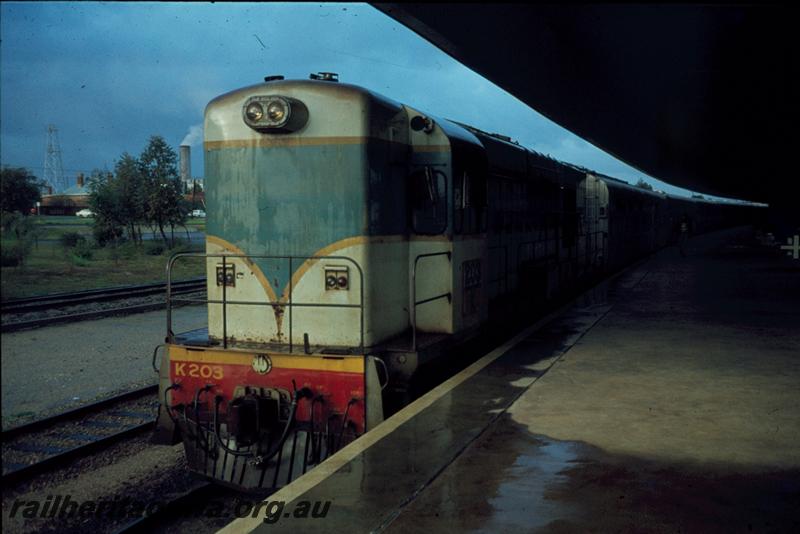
(635, 179, 654, 191)
(1, 167, 42, 214)
(88, 169, 129, 246)
(139, 136, 185, 246)
(114, 153, 146, 243)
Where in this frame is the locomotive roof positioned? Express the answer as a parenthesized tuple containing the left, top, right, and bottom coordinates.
(206, 78, 405, 115)
(434, 117, 487, 149)
(208, 79, 761, 209)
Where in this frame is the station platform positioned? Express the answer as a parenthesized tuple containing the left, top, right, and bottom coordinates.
(220, 226, 800, 533)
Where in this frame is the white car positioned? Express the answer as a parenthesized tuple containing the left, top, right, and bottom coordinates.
(76, 209, 94, 218)
(191, 209, 206, 218)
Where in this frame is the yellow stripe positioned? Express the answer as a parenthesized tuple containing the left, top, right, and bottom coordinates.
(281, 234, 406, 302)
(169, 346, 364, 374)
(206, 234, 409, 306)
(284, 235, 368, 301)
(281, 235, 403, 303)
(205, 235, 279, 303)
(206, 137, 375, 150)
(409, 234, 453, 242)
(205, 138, 449, 152)
(203, 234, 406, 336)
(411, 144, 451, 153)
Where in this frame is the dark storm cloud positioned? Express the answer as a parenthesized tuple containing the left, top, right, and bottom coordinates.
(1, 2, 696, 196)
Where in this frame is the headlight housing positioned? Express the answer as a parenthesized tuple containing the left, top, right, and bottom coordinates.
(242, 95, 308, 133)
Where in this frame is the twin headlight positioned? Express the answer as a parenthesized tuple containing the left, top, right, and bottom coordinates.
(242, 95, 308, 133)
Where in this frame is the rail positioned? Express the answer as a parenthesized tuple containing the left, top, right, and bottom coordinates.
(411, 251, 452, 351)
(1, 278, 205, 314)
(166, 253, 365, 354)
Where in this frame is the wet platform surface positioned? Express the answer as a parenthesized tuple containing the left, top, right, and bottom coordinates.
(222, 227, 799, 533)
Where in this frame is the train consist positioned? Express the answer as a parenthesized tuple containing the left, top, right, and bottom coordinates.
(153, 74, 757, 490)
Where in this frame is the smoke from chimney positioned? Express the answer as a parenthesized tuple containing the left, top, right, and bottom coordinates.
(180, 124, 203, 146)
(180, 145, 191, 185)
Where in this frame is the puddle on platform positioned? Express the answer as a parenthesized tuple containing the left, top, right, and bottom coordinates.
(387, 415, 800, 533)
(481, 437, 584, 532)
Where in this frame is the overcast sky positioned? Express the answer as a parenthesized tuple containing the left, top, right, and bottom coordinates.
(2, 2, 707, 197)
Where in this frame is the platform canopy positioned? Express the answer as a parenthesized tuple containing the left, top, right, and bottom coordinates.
(374, 4, 795, 204)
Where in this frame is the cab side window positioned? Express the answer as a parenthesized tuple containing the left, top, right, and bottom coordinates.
(454, 170, 487, 234)
(410, 166, 447, 235)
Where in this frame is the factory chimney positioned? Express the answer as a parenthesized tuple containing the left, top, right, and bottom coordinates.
(180, 145, 191, 187)
(77, 173, 84, 188)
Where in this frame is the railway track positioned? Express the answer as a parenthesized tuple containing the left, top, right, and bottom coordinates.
(1, 278, 206, 332)
(1, 385, 159, 485)
(1, 278, 206, 313)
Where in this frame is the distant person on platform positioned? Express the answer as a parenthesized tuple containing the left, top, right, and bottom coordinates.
(679, 214, 690, 256)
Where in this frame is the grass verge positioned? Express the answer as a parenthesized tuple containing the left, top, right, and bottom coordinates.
(1, 240, 206, 299)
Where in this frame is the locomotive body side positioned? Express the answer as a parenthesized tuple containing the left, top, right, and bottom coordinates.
(464, 130, 612, 315)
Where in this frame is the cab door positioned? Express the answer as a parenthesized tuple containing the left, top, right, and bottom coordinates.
(405, 106, 453, 337)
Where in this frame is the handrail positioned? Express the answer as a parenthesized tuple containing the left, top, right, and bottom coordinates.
(166, 252, 365, 354)
(411, 251, 452, 352)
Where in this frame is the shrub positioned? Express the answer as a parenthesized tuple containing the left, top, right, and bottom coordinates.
(118, 241, 140, 259)
(108, 240, 139, 266)
(69, 253, 92, 267)
(1, 211, 36, 239)
(1, 239, 32, 267)
(1, 242, 21, 266)
(92, 220, 125, 247)
(1, 212, 38, 266)
(145, 242, 165, 256)
(60, 231, 86, 248)
(72, 239, 94, 260)
(0, 211, 21, 236)
(170, 240, 203, 254)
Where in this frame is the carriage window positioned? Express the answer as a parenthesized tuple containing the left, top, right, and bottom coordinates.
(562, 187, 578, 247)
(410, 167, 447, 234)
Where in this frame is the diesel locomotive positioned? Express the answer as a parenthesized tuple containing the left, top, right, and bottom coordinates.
(153, 73, 756, 490)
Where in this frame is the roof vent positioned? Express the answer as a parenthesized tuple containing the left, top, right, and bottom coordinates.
(310, 72, 339, 82)
(490, 132, 513, 143)
(264, 75, 285, 82)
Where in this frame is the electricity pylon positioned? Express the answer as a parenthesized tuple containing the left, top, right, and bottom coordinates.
(43, 124, 66, 193)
